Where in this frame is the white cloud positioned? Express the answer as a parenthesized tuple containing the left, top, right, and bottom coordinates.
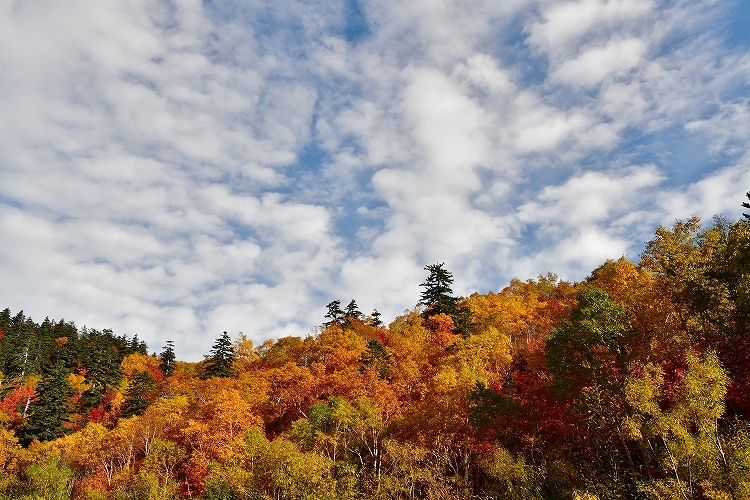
(552, 38, 648, 87)
(1, 0, 749, 359)
(526, 0, 655, 59)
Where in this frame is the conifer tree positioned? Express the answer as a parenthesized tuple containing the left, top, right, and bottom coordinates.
(20, 362, 74, 445)
(360, 338, 392, 379)
(121, 370, 157, 418)
(324, 300, 344, 326)
(420, 262, 458, 318)
(202, 331, 235, 379)
(159, 340, 176, 377)
(344, 300, 362, 319)
(371, 309, 383, 327)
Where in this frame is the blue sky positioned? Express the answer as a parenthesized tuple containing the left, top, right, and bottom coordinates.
(1, 0, 749, 359)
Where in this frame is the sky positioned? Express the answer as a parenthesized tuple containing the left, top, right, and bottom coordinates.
(1, 0, 749, 360)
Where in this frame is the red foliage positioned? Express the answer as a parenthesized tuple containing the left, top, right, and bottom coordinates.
(0, 383, 35, 424)
(182, 452, 210, 497)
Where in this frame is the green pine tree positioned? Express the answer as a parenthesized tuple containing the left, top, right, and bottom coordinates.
(20, 362, 74, 445)
(324, 300, 344, 326)
(121, 370, 157, 418)
(159, 340, 176, 377)
(202, 331, 235, 379)
(370, 309, 383, 327)
(419, 262, 458, 318)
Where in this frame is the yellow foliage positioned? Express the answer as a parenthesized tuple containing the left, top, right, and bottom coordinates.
(120, 352, 160, 380)
(67, 372, 91, 396)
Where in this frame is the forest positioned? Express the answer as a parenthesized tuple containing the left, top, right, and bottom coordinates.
(0, 211, 749, 500)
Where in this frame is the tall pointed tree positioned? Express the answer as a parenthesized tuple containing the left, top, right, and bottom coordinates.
(202, 331, 235, 379)
(371, 309, 383, 327)
(324, 300, 344, 326)
(19, 362, 74, 445)
(159, 340, 176, 377)
(121, 370, 157, 418)
(420, 262, 458, 318)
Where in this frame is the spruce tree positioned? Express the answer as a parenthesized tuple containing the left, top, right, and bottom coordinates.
(344, 299, 362, 328)
(20, 362, 74, 445)
(159, 340, 176, 377)
(324, 300, 344, 326)
(371, 309, 383, 327)
(121, 370, 157, 418)
(344, 300, 362, 319)
(202, 331, 235, 379)
(419, 263, 474, 336)
(419, 262, 458, 318)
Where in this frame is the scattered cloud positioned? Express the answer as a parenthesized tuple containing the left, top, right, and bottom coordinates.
(1, 0, 748, 359)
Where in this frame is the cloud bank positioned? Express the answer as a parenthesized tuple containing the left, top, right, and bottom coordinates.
(1, 0, 748, 359)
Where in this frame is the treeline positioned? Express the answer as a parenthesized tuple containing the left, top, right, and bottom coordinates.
(0, 213, 749, 499)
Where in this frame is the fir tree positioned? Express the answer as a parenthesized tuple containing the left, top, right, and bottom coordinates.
(324, 300, 344, 326)
(121, 370, 157, 418)
(371, 309, 383, 327)
(344, 299, 362, 319)
(159, 340, 176, 377)
(344, 299, 362, 328)
(419, 262, 458, 318)
(20, 362, 74, 445)
(420, 263, 474, 336)
(202, 331, 235, 379)
(359, 338, 392, 380)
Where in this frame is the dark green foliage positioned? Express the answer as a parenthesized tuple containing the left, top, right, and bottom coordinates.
(324, 300, 344, 326)
(121, 370, 157, 418)
(370, 309, 383, 327)
(202, 331, 235, 379)
(128, 334, 148, 355)
(159, 340, 176, 377)
(0, 310, 42, 381)
(343, 299, 362, 328)
(359, 339, 392, 379)
(420, 262, 458, 318)
(469, 382, 517, 430)
(452, 304, 475, 338)
(80, 329, 128, 410)
(420, 262, 475, 336)
(344, 300, 362, 319)
(546, 287, 631, 399)
(0, 308, 147, 432)
(19, 362, 74, 445)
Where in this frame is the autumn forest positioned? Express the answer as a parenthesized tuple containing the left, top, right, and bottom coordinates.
(1, 212, 750, 500)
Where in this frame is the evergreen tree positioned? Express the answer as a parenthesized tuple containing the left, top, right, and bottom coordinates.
(20, 362, 74, 445)
(80, 332, 123, 410)
(359, 338, 392, 380)
(202, 331, 235, 379)
(128, 334, 149, 355)
(344, 300, 362, 319)
(324, 300, 344, 326)
(419, 262, 458, 318)
(343, 299, 362, 328)
(371, 309, 383, 327)
(159, 340, 176, 377)
(121, 370, 157, 418)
